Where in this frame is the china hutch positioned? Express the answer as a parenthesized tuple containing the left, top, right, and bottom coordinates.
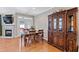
(48, 8, 78, 52)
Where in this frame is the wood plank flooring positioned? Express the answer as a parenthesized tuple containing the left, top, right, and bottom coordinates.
(0, 38, 62, 52)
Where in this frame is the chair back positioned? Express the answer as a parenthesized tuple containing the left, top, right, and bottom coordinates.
(29, 30, 36, 35)
(38, 30, 43, 34)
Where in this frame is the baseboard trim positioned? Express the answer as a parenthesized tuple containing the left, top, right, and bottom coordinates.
(43, 39, 48, 42)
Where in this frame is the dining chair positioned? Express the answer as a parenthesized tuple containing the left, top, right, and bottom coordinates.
(29, 30, 36, 44)
(38, 30, 44, 43)
(24, 29, 30, 47)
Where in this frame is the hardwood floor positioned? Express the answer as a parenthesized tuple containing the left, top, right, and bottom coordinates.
(0, 38, 62, 52)
(0, 38, 19, 52)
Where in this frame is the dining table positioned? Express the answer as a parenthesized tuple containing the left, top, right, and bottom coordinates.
(24, 31, 39, 46)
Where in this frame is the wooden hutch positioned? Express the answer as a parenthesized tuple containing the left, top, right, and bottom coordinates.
(48, 8, 78, 52)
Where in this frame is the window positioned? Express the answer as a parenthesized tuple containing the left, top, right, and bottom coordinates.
(20, 24, 25, 28)
(19, 20, 25, 28)
(59, 17, 63, 31)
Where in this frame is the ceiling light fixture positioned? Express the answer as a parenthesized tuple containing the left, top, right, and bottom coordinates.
(32, 8, 36, 10)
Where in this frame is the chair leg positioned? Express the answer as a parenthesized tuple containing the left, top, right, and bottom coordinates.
(26, 38, 29, 47)
(24, 39, 26, 47)
(26, 37, 32, 47)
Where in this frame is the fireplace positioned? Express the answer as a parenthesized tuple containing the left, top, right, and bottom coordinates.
(5, 30, 12, 36)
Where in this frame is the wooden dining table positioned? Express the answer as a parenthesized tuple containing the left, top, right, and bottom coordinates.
(24, 32, 39, 46)
(23, 29, 44, 47)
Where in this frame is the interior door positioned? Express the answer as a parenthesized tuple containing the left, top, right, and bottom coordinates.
(57, 11, 66, 51)
(66, 8, 78, 52)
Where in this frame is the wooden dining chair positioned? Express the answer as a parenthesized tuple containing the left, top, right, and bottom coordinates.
(29, 30, 36, 43)
(38, 30, 44, 42)
(24, 29, 31, 47)
(24, 34, 30, 46)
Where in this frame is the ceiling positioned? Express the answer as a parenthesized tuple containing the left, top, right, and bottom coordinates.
(0, 7, 52, 16)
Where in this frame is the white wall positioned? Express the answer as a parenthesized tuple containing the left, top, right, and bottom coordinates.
(34, 7, 76, 41)
(34, 12, 48, 41)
